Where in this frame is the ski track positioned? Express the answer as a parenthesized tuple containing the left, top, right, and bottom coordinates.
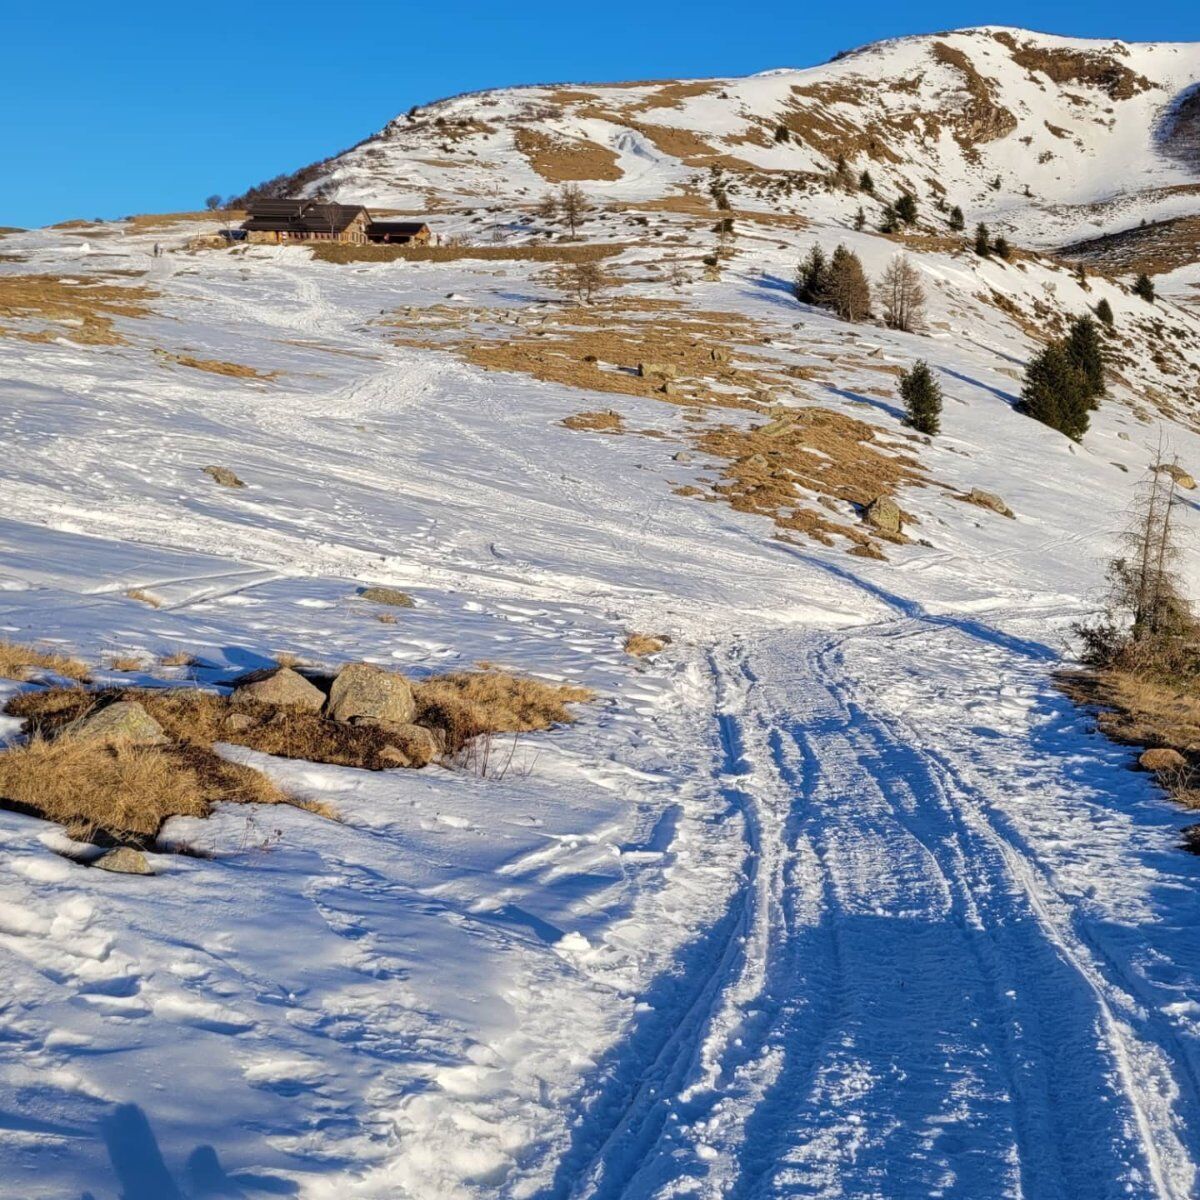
(555, 618, 1200, 1200)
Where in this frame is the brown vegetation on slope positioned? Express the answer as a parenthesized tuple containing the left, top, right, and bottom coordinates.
(0, 274, 155, 345)
(513, 129, 623, 182)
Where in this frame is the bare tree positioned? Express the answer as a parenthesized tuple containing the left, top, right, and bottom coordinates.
(667, 259, 691, 289)
(536, 192, 558, 221)
(204, 194, 223, 213)
(877, 254, 927, 332)
(560, 260, 609, 304)
(559, 184, 590, 239)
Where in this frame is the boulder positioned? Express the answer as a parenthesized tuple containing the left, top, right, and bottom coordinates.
(232, 666, 325, 711)
(863, 496, 902, 535)
(202, 465, 245, 488)
(1159, 463, 1197, 491)
(965, 488, 1015, 518)
(326, 662, 416, 726)
(359, 586, 415, 608)
(672, 450, 693, 464)
(386, 724, 441, 768)
(73, 701, 167, 745)
(223, 712, 256, 732)
(638, 361, 678, 381)
(1140, 747, 1187, 773)
(94, 848, 153, 875)
(378, 746, 412, 769)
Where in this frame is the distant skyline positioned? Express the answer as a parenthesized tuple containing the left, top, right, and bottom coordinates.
(3, 0, 1197, 228)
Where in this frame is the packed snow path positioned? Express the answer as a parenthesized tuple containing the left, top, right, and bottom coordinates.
(561, 617, 1200, 1200)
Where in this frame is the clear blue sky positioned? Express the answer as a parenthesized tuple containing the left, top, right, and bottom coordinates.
(4, 0, 1196, 228)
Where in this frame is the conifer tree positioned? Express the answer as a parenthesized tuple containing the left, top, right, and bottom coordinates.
(859, 169, 874, 193)
(879, 203, 899, 234)
(974, 222, 991, 256)
(993, 236, 1011, 261)
(1065, 313, 1106, 406)
(948, 205, 965, 232)
(794, 245, 831, 304)
(894, 192, 918, 224)
(1018, 342, 1090, 440)
(826, 244, 872, 321)
(900, 359, 942, 435)
(853, 206, 866, 231)
(1133, 272, 1156, 303)
(1095, 296, 1114, 327)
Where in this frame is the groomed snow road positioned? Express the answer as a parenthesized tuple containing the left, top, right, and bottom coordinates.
(558, 614, 1200, 1200)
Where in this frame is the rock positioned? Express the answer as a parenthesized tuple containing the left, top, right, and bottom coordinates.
(742, 453, 769, 471)
(73, 701, 167, 745)
(327, 662, 416, 726)
(223, 712, 256, 732)
(672, 450, 693, 464)
(638, 361, 678, 381)
(965, 488, 1015, 518)
(359, 586, 415, 608)
(378, 746, 412, 769)
(1140, 747, 1187, 772)
(232, 667, 325, 711)
(1159, 463, 1197, 490)
(710, 347, 730, 364)
(863, 496, 902, 535)
(94, 848, 153, 875)
(386, 724, 440, 768)
(202, 465, 244, 488)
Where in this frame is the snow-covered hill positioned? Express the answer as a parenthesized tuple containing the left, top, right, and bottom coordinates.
(2, 24, 1200, 1200)
(255, 27, 1200, 251)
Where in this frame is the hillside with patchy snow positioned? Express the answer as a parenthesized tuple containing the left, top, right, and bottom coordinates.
(1, 24, 1200, 1200)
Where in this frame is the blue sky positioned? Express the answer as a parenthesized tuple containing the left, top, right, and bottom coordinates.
(3, 0, 1196, 228)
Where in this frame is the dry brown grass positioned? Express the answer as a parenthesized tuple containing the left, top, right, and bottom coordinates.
(0, 274, 155, 345)
(624, 633, 670, 657)
(0, 642, 90, 683)
(9, 669, 591, 772)
(0, 734, 286, 844)
(107, 655, 143, 673)
(563, 409, 625, 433)
(513, 128, 623, 182)
(126, 210, 246, 232)
(160, 650, 196, 668)
(126, 588, 163, 608)
(160, 352, 275, 380)
(312, 241, 628, 265)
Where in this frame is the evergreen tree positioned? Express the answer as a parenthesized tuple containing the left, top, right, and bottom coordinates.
(894, 192, 918, 224)
(879, 203, 899, 234)
(1133, 272, 1156, 303)
(1096, 296, 1114, 327)
(1065, 314, 1105, 406)
(993, 236, 1011, 261)
(853, 206, 866, 231)
(826, 244, 872, 322)
(1019, 342, 1091, 440)
(974, 222, 991, 256)
(774, 124, 790, 143)
(948, 205, 965, 232)
(900, 360, 942, 435)
(859, 169, 874, 193)
(794, 245, 831, 304)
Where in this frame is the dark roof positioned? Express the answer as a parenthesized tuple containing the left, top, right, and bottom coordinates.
(242, 199, 370, 234)
(367, 221, 430, 235)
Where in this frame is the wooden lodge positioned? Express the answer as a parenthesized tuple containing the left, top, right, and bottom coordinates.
(240, 200, 432, 247)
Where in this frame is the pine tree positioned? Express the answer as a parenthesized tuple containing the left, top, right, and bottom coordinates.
(1096, 296, 1114, 327)
(1133, 272, 1156, 303)
(853, 206, 866, 231)
(879, 203, 899, 234)
(794, 245, 831, 304)
(859, 169, 874, 193)
(948, 205, 965, 232)
(774, 124, 790, 142)
(1065, 314, 1105, 406)
(900, 360, 942, 435)
(1018, 342, 1090, 440)
(894, 192, 918, 224)
(974, 223, 991, 256)
(826, 244, 872, 321)
(993, 236, 1011, 261)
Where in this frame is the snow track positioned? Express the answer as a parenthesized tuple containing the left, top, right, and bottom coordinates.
(568, 620, 1200, 1200)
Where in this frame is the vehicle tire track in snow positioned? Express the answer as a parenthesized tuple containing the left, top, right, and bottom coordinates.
(567, 623, 1200, 1200)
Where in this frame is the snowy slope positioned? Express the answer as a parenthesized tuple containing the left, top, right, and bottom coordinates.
(2, 26, 1200, 1199)
(259, 27, 1200, 252)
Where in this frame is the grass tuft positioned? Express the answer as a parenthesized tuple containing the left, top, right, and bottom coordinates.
(0, 641, 90, 683)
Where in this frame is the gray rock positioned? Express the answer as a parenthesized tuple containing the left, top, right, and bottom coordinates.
(327, 662, 416, 726)
(638, 361, 678, 381)
(73, 701, 167, 745)
(359, 586, 415, 608)
(386, 723, 440, 768)
(232, 666, 325, 711)
(202, 465, 245, 488)
(94, 848, 153, 875)
(223, 712, 256, 732)
(378, 745, 412, 769)
(863, 496, 902, 535)
(672, 450, 693, 464)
